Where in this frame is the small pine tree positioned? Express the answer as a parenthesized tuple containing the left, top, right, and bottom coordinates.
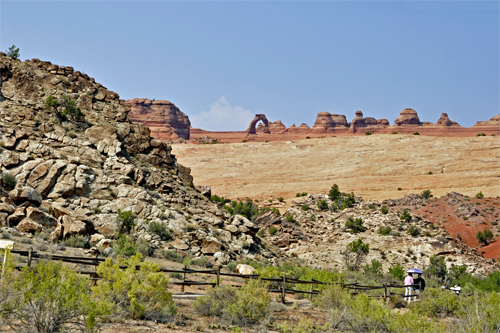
(6, 45, 20, 60)
(329, 184, 341, 201)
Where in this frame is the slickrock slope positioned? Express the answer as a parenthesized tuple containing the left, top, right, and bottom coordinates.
(172, 135, 500, 202)
(0, 54, 275, 266)
(125, 98, 190, 141)
(255, 193, 497, 275)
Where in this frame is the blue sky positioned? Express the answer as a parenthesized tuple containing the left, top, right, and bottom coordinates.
(1, 1, 498, 130)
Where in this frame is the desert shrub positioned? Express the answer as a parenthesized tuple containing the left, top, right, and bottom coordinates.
(226, 262, 238, 273)
(192, 256, 211, 268)
(149, 221, 171, 239)
(378, 226, 391, 236)
(6, 45, 20, 60)
(412, 288, 460, 317)
(1, 173, 17, 191)
(476, 229, 493, 245)
(2, 260, 111, 333)
(210, 194, 225, 203)
(421, 189, 432, 199)
(448, 265, 467, 285)
(388, 263, 405, 281)
(398, 187, 402, 191)
(365, 131, 372, 135)
(94, 253, 176, 321)
(428, 171, 433, 175)
(285, 214, 294, 223)
(232, 199, 259, 220)
(301, 204, 309, 211)
(475, 191, 484, 199)
(345, 216, 366, 233)
(453, 290, 500, 333)
(413, 132, 420, 135)
(60, 95, 85, 121)
(117, 209, 135, 234)
(223, 205, 234, 214)
(301, 192, 308, 196)
(163, 250, 184, 263)
(268, 225, 278, 235)
(296, 193, 301, 197)
(313, 284, 350, 310)
(407, 225, 421, 237)
(169, 272, 182, 279)
(317, 199, 328, 210)
(426, 255, 447, 281)
(278, 197, 284, 202)
(477, 133, 486, 136)
(329, 184, 341, 201)
(114, 234, 153, 257)
(341, 239, 369, 271)
(194, 280, 269, 326)
(271, 207, 280, 216)
(400, 209, 412, 222)
(43, 95, 57, 111)
(363, 259, 383, 276)
(63, 234, 88, 248)
(306, 136, 310, 139)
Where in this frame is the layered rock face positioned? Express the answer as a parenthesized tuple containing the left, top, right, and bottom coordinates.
(257, 120, 286, 133)
(310, 112, 349, 132)
(474, 114, 500, 127)
(0, 54, 273, 266)
(125, 98, 190, 141)
(394, 108, 420, 125)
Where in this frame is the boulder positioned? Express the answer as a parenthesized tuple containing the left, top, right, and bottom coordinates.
(394, 108, 420, 126)
(351, 111, 366, 126)
(196, 185, 211, 198)
(61, 215, 89, 238)
(7, 204, 27, 226)
(236, 264, 256, 275)
(9, 186, 42, 206)
(201, 239, 223, 254)
(1, 150, 20, 167)
(436, 113, 459, 126)
(171, 238, 189, 250)
(90, 234, 105, 244)
(96, 238, 112, 249)
(0, 203, 16, 215)
(16, 217, 43, 234)
(91, 214, 119, 237)
(25, 207, 57, 227)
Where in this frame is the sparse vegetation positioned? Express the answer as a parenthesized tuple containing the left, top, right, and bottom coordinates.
(268, 225, 278, 235)
(149, 221, 171, 239)
(407, 225, 421, 237)
(301, 204, 309, 211)
(285, 214, 294, 223)
(421, 189, 432, 199)
(117, 209, 135, 234)
(1, 172, 17, 190)
(6, 45, 20, 60)
(63, 234, 88, 248)
(365, 131, 372, 135)
(380, 205, 389, 214)
(278, 197, 284, 202)
(413, 132, 420, 135)
(340, 238, 369, 271)
(43, 94, 57, 111)
(378, 226, 391, 236)
(400, 209, 412, 222)
(476, 191, 484, 199)
(317, 199, 328, 210)
(345, 216, 366, 233)
(476, 229, 494, 245)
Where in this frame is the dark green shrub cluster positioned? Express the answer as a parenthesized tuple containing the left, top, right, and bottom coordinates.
(193, 280, 270, 326)
(477, 133, 486, 136)
(328, 184, 355, 211)
(296, 192, 308, 197)
(345, 216, 366, 233)
(363, 259, 382, 276)
(340, 239, 369, 271)
(426, 255, 447, 281)
(378, 226, 391, 236)
(421, 189, 432, 199)
(400, 209, 412, 222)
(1, 172, 17, 190)
(388, 263, 405, 281)
(365, 131, 372, 135)
(301, 204, 309, 211)
(317, 200, 328, 210)
(6, 45, 20, 60)
(328, 184, 341, 201)
(285, 214, 294, 223)
(278, 197, 284, 202)
(476, 229, 493, 245)
(114, 234, 153, 257)
(117, 209, 135, 234)
(163, 250, 186, 263)
(413, 132, 420, 135)
(407, 225, 421, 237)
(63, 234, 88, 248)
(149, 221, 171, 239)
(210, 194, 225, 203)
(268, 225, 278, 235)
(380, 205, 389, 214)
(271, 207, 280, 216)
(476, 191, 484, 199)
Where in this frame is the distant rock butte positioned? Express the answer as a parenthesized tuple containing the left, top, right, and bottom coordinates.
(125, 98, 190, 141)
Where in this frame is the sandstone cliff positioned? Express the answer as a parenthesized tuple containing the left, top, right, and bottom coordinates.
(125, 98, 190, 141)
(0, 54, 273, 266)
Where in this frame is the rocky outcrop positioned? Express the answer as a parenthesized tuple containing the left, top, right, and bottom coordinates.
(0, 54, 274, 266)
(436, 113, 459, 126)
(474, 114, 500, 127)
(246, 114, 270, 134)
(310, 112, 349, 132)
(394, 108, 420, 126)
(258, 121, 286, 133)
(125, 98, 191, 141)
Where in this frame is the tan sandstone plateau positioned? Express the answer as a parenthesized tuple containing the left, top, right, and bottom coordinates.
(172, 135, 500, 202)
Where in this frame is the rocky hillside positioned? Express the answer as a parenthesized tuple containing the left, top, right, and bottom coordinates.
(0, 53, 275, 266)
(255, 192, 497, 276)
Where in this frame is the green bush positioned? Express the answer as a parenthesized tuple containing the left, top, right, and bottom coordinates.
(341, 239, 369, 271)
(365, 131, 372, 135)
(317, 200, 328, 210)
(328, 184, 341, 201)
(398, 187, 402, 191)
(268, 225, 278, 235)
(63, 234, 87, 248)
(413, 132, 420, 135)
(211, 195, 225, 203)
(117, 209, 135, 234)
(296, 193, 301, 197)
(378, 226, 391, 236)
(426, 255, 447, 281)
(60, 95, 85, 121)
(94, 254, 176, 321)
(278, 197, 284, 202)
(226, 262, 238, 273)
(301, 192, 308, 196)
(1, 172, 17, 191)
(43, 95, 57, 111)
(363, 259, 383, 276)
(285, 214, 294, 223)
(271, 207, 280, 216)
(388, 263, 405, 281)
(421, 189, 432, 199)
(114, 234, 153, 257)
(194, 280, 270, 326)
(476, 191, 484, 199)
(163, 250, 185, 263)
(2, 260, 111, 332)
(428, 171, 433, 175)
(476, 229, 493, 245)
(6, 45, 20, 60)
(412, 288, 460, 317)
(407, 225, 421, 237)
(400, 209, 412, 222)
(223, 205, 234, 214)
(149, 221, 171, 239)
(380, 205, 389, 214)
(345, 216, 366, 233)
(301, 204, 309, 211)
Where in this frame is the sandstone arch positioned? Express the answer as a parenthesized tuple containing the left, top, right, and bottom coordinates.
(246, 114, 270, 134)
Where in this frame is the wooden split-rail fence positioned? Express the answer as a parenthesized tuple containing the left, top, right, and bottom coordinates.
(7, 250, 423, 303)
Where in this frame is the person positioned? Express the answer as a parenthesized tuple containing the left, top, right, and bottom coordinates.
(413, 274, 426, 295)
(441, 282, 447, 291)
(404, 272, 414, 303)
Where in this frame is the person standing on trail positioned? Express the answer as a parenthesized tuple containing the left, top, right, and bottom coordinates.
(413, 274, 426, 295)
(404, 272, 414, 303)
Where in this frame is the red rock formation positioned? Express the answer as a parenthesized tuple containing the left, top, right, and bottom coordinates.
(125, 98, 190, 141)
(474, 114, 500, 127)
(351, 111, 366, 126)
(247, 114, 270, 134)
(311, 112, 348, 132)
(377, 119, 389, 126)
(394, 108, 420, 125)
(436, 113, 459, 126)
(258, 120, 286, 133)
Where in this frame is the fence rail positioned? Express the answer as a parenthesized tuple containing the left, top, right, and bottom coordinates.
(7, 249, 424, 303)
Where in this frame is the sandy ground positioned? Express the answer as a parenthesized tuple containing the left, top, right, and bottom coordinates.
(172, 134, 500, 202)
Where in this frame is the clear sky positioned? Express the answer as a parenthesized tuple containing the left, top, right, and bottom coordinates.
(1, 1, 498, 131)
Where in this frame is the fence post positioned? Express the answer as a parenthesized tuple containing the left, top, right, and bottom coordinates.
(181, 265, 186, 293)
(309, 278, 314, 300)
(27, 248, 32, 267)
(281, 274, 286, 304)
(384, 283, 387, 302)
(216, 266, 221, 287)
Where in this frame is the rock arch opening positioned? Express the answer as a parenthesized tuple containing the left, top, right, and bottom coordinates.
(246, 114, 270, 134)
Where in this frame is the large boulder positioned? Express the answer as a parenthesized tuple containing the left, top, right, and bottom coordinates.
(16, 217, 43, 234)
(25, 207, 57, 227)
(9, 186, 42, 206)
